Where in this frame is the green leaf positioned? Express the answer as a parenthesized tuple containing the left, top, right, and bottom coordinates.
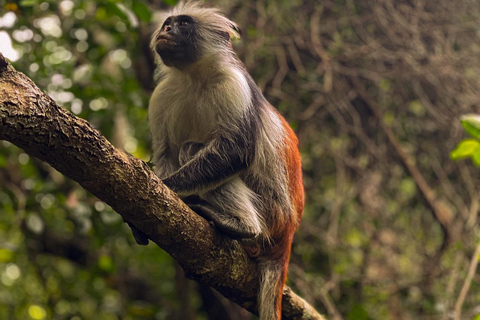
(97, 3, 128, 22)
(379, 78, 391, 91)
(28, 305, 47, 320)
(473, 147, 480, 166)
(460, 114, 480, 139)
(19, 0, 38, 7)
(163, 0, 179, 6)
(0, 154, 6, 168)
(98, 254, 115, 273)
(0, 248, 13, 263)
(408, 100, 425, 116)
(132, 1, 152, 22)
(450, 139, 480, 160)
(347, 305, 369, 320)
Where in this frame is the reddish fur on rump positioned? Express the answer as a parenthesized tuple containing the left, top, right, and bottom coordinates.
(264, 106, 304, 319)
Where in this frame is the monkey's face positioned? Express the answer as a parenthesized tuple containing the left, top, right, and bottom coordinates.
(154, 15, 201, 69)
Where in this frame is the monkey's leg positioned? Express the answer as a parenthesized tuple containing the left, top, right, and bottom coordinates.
(204, 179, 264, 237)
(183, 196, 260, 240)
(185, 196, 262, 257)
(179, 141, 263, 254)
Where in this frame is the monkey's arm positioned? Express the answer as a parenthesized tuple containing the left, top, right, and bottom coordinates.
(151, 131, 178, 179)
(162, 124, 256, 196)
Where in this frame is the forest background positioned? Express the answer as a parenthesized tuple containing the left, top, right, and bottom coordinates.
(0, 0, 479, 319)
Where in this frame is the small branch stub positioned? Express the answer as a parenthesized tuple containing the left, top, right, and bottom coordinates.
(0, 53, 9, 71)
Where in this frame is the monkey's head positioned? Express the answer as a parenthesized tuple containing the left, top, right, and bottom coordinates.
(151, 1, 240, 70)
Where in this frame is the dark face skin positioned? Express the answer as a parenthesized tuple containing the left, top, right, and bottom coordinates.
(155, 15, 201, 69)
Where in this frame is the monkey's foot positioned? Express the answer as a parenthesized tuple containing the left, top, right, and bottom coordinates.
(185, 201, 260, 240)
(126, 221, 150, 245)
(240, 238, 261, 258)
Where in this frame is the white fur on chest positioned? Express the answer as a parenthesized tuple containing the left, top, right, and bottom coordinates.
(148, 66, 252, 148)
(149, 80, 214, 147)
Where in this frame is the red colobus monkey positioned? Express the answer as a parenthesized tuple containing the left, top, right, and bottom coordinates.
(147, 2, 304, 319)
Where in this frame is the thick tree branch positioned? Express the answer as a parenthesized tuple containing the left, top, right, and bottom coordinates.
(0, 53, 325, 320)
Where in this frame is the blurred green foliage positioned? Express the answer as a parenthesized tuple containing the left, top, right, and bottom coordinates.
(1, 0, 480, 320)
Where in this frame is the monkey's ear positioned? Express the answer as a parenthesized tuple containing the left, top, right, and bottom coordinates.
(217, 24, 240, 43)
(225, 20, 241, 41)
(231, 23, 241, 38)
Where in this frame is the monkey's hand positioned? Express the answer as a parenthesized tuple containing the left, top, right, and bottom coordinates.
(178, 141, 205, 166)
(162, 131, 255, 197)
(162, 141, 205, 197)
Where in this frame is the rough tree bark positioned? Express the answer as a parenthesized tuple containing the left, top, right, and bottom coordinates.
(0, 53, 325, 320)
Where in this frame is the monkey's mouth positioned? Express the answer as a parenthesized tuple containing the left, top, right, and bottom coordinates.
(156, 34, 177, 45)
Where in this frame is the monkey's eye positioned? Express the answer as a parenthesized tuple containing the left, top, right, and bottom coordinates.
(177, 15, 194, 28)
(162, 18, 172, 29)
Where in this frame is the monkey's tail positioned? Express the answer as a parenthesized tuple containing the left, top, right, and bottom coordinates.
(257, 255, 289, 320)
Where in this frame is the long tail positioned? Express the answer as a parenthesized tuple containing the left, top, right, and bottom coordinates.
(257, 217, 297, 320)
(258, 259, 285, 320)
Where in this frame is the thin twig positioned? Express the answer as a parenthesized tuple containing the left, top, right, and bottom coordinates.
(454, 244, 480, 320)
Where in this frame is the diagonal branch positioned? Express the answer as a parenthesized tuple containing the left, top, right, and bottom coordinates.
(0, 53, 325, 320)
